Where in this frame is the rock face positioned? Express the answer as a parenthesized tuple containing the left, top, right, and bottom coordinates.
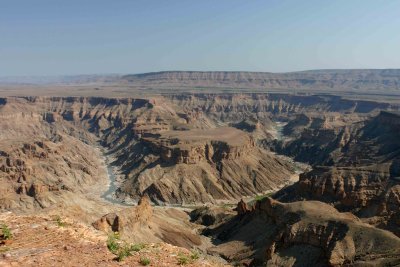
(0, 97, 104, 211)
(122, 143, 294, 204)
(142, 127, 255, 164)
(127, 127, 296, 204)
(274, 111, 400, 236)
(206, 198, 400, 266)
(166, 93, 399, 119)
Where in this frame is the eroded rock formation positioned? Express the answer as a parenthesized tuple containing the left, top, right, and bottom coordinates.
(274, 111, 400, 236)
(206, 198, 400, 266)
(93, 196, 202, 249)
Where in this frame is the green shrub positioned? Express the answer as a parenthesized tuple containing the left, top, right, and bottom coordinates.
(1, 224, 12, 240)
(190, 250, 200, 260)
(177, 253, 190, 265)
(131, 243, 146, 252)
(140, 257, 151, 266)
(116, 243, 133, 262)
(106, 233, 147, 262)
(254, 192, 273, 202)
(55, 216, 66, 227)
(106, 232, 120, 254)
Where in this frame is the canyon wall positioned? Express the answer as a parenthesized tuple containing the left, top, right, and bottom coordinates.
(1, 93, 400, 210)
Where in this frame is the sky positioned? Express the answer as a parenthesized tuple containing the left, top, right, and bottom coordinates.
(0, 0, 399, 76)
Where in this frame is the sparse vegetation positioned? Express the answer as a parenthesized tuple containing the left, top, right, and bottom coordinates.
(0, 246, 10, 253)
(131, 243, 146, 252)
(254, 192, 273, 202)
(116, 243, 134, 262)
(190, 249, 200, 260)
(177, 252, 190, 265)
(220, 203, 235, 210)
(1, 224, 13, 240)
(106, 232, 120, 254)
(139, 257, 151, 266)
(55, 216, 66, 227)
(106, 232, 146, 262)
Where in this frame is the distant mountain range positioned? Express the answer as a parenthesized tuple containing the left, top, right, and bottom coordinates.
(0, 74, 121, 85)
(1, 69, 400, 92)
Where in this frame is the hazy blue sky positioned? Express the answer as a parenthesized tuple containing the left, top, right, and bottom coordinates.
(1, 0, 399, 75)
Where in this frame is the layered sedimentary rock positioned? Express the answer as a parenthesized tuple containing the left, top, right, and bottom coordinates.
(274, 111, 400, 236)
(142, 127, 254, 164)
(121, 70, 400, 92)
(166, 93, 400, 118)
(206, 198, 400, 266)
(119, 127, 294, 204)
(0, 95, 295, 207)
(3, 70, 400, 95)
(0, 98, 105, 211)
(1, 94, 400, 210)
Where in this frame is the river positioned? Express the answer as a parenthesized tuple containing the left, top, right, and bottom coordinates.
(99, 148, 133, 206)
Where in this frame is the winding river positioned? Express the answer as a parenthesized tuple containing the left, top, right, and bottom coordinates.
(99, 148, 133, 206)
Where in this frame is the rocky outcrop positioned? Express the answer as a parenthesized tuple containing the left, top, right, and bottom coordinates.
(206, 198, 400, 266)
(0, 138, 102, 210)
(93, 196, 202, 249)
(93, 195, 153, 233)
(166, 93, 400, 118)
(142, 127, 255, 164)
(120, 145, 295, 204)
(274, 111, 400, 236)
(0, 97, 109, 211)
(236, 199, 253, 215)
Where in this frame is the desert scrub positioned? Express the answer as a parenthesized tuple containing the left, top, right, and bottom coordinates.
(139, 257, 151, 266)
(1, 224, 12, 240)
(106, 232, 120, 254)
(254, 192, 273, 202)
(54, 216, 66, 227)
(131, 243, 146, 252)
(116, 243, 134, 262)
(177, 252, 190, 265)
(0, 246, 10, 253)
(190, 249, 200, 260)
(107, 232, 145, 262)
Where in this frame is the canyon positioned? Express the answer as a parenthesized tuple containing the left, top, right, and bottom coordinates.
(1, 71, 400, 266)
